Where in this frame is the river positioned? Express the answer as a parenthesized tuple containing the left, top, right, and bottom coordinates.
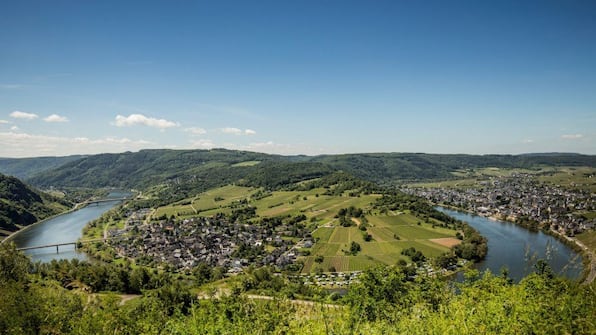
(6, 194, 585, 281)
(437, 207, 584, 282)
(8, 192, 128, 263)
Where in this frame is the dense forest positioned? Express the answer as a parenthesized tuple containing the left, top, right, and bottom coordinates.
(1, 242, 594, 334)
(0, 174, 70, 237)
(2, 150, 594, 191)
(0, 155, 84, 180)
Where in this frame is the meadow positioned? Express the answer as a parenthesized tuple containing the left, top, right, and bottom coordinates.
(302, 212, 455, 273)
(409, 166, 596, 192)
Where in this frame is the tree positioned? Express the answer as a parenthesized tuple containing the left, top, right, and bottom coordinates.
(0, 242, 30, 283)
(349, 242, 361, 256)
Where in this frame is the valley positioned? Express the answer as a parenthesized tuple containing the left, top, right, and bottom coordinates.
(1, 150, 594, 334)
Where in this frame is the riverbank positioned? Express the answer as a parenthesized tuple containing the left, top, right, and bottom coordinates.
(1, 204, 85, 244)
(435, 203, 594, 284)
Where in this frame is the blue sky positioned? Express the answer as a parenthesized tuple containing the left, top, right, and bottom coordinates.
(1, 0, 594, 157)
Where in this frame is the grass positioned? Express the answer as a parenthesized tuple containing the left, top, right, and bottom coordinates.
(537, 167, 596, 192)
(409, 166, 596, 192)
(301, 212, 455, 273)
(154, 185, 254, 218)
(312, 227, 334, 242)
(576, 230, 596, 252)
(231, 161, 261, 167)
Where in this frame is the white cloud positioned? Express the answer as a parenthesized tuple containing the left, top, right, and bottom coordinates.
(0, 131, 152, 157)
(185, 127, 207, 135)
(0, 120, 10, 124)
(561, 134, 584, 140)
(10, 126, 19, 131)
(220, 127, 257, 136)
(220, 127, 243, 135)
(44, 114, 69, 123)
(190, 139, 215, 149)
(522, 139, 534, 144)
(10, 111, 38, 120)
(114, 114, 179, 129)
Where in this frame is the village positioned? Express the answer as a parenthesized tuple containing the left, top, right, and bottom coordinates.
(105, 208, 311, 273)
(403, 173, 595, 235)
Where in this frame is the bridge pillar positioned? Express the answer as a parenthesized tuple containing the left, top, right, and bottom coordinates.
(56, 245, 59, 253)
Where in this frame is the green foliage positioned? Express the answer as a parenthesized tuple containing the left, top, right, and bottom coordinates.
(401, 247, 426, 264)
(34, 258, 176, 294)
(1, 244, 595, 335)
(312, 152, 596, 183)
(0, 155, 84, 180)
(0, 242, 30, 283)
(0, 173, 70, 235)
(24, 150, 595, 194)
(454, 226, 488, 261)
(348, 241, 361, 255)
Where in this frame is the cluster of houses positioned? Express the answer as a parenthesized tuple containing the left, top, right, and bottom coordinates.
(404, 173, 595, 235)
(298, 271, 362, 287)
(106, 209, 312, 272)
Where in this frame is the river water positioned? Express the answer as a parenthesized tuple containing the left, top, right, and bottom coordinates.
(437, 207, 583, 282)
(8, 192, 128, 263)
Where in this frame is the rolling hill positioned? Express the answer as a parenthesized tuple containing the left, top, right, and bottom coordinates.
(0, 173, 71, 238)
(0, 155, 85, 180)
(21, 150, 595, 192)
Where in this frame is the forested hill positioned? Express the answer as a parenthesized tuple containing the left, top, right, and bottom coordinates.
(0, 155, 85, 180)
(0, 174, 70, 238)
(26, 149, 331, 190)
(310, 152, 596, 182)
(18, 150, 596, 190)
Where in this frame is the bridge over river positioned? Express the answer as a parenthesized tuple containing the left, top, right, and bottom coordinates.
(16, 238, 110, 253)
(84, 197, 131, 205)
(9, 191, 133, 262)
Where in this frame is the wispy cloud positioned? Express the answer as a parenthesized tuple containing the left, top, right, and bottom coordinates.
(220, 127, 257, 136)
(220, 127, 243, 135)
(561, 134, 584, 140)
(10, 111, 38, 120)
(190, 139, 215, 149)
(522, 139, 534, 144)
(0, 120, 10, 124)
(185, 127, 207, 135)
(0, 84, 25, 89)
(0, 131, 152, 157)
(114, 114, 179, 129)
(44, 114, 69, 123)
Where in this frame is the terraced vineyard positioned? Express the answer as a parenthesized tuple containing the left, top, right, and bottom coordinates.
(302, 212, 456, 273)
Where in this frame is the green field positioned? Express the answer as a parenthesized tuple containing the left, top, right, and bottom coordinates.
(231, 160, 261, 167)
(254, 190, 379, 223)
(537, 167, 596, 192)
(301, 212, 455, 273)
(154, 185, 255, 218)
(409, 167, 596, 192)
(576, 230, 596, 252)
